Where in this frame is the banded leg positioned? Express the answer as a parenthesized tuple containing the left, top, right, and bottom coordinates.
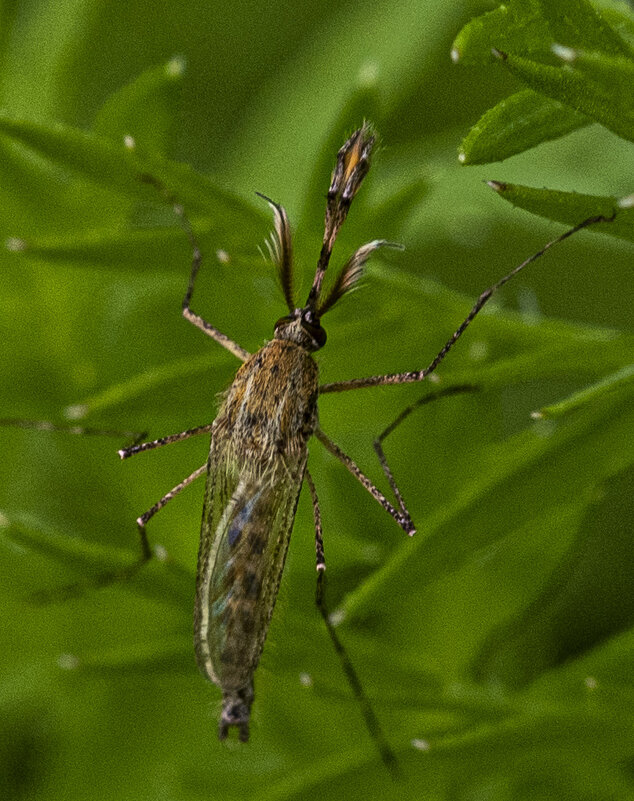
(314, 427, 415, 535)
(305, 468, 398, 775)
(373, 385, 477, 519)
(134, 463, 207, 563)
(305, 468, 325, 571)
(119, 423, 213, 460)
(139, 173, 250, 362)
(319, 214, 615, 395)
(34, 464, 207, 604)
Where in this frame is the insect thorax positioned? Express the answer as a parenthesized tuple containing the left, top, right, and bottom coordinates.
(213, 338, 319, 476)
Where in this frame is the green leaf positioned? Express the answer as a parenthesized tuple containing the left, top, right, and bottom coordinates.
(0, 114, 265, 239)
(1, 511, 192, 608)
(535, 0, 633, 57)
(451, 0, 633, 65)
(458, 88, 590, 165)
(93, 56, 186, 156)
(493, 47, 634, 142)
(7, 223, 265, 271)
(473, 464, 634, 688)
(339, 384, 634, 624)
(451, 0, 552, 65)
(532, 365, 634, 419)
(487, 181, 634, 242)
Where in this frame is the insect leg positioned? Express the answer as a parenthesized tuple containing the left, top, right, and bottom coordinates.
(139, 172, 250, 362)
(179, 212, 251, 361)
(34, 464, 207, 603)
(134, 463, 207, 564)
(319, 214, 615, 395)
(373, 385, 477, 519)
(305, 468, 325, 571)
(0, 418, 147, 445)
(314, 427, 415, 535)
(305, 469, 398, 775)
(118, 423, 213, 460)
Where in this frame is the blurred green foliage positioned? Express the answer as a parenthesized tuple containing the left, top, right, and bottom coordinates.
(0, 0, 633, 799)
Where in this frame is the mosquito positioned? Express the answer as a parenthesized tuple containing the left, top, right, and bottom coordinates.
(8, 123, 614, 772)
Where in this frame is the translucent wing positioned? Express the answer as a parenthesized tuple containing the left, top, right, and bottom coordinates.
(194, 444, 306, 693)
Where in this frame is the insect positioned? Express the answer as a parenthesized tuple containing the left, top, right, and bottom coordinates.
(6, 123, 614, 771)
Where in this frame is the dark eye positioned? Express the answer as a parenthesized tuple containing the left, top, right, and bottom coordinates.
(302, 321, 327, 348)
(274, 315, 293, 332)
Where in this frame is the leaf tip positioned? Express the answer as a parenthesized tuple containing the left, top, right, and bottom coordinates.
(411, 738, 431, 752)
(154, 544, 169, 561)
(357, 60, 379, 87)
(328, 607, 346, 627)
(166, 54, 186, 78)
(299, 672, 313, 688)
(458, 150, 467, 164)
(450, 46, 460, 64)
(58, 653, 80, 671)
(5, 236, 27, 252)
(486, 179, 507, 193)
(63, 404, 88, 421)
(551, 43, 577, 63)
(617, 193, 634, 209)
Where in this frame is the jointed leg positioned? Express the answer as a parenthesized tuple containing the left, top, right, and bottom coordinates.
(119, 423, 213, 460)
(134, 463, 207, 560)
(373, 385, 477, 518)
(319, 214, 615, 395)
(305, 468, 397, 775)
(314, 427, 415, 535)
(139, 173, 250, 362)
(34, 463, 207, 604)
(0, 418, 146, 446)
(305, 468, 325, 571)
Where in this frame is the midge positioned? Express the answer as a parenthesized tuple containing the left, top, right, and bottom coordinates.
(114, 123, 609, 765)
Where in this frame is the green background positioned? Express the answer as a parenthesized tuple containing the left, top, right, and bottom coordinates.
(0, 1, 633, 799)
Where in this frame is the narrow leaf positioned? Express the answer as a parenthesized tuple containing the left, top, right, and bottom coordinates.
(452, 0, 633, 65)
(451, 0, 551, 65)
(93, 57, 186, 156)
(487, 181, 634, 243)
(535, 0, 633, 58)
(458, 88, 590, 165)
(532, 365, 634, 420)
(494, 48, 634, 142)
(0, 115, 265, 234)
(5, 223, 262, 272)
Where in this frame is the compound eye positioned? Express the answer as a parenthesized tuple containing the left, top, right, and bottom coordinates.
(274, 315, 293, 333)
(302, 321, 327, 348)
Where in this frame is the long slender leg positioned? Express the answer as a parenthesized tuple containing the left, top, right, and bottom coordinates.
(139, 173, 250, 362)
(373, 385, 477, 518)
(319, 214, 614, 395)
(314, 427, 415, 535)
(305, 468, 325, 571)
(305, 469, 398, 775)
(118, 423, 213, 460)
(134, 463, 207, 556)
(0, 419, 147, 446)
(34, 464, 207, 604)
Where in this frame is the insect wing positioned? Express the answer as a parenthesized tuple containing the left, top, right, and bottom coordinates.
(194, 445, 306, 692)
